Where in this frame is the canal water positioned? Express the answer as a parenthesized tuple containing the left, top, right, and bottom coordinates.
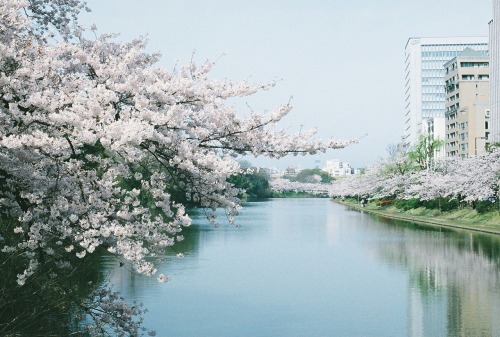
(102, 198, 500, 337)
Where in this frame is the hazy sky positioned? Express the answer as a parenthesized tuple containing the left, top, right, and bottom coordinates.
(81, 0, 491, 169)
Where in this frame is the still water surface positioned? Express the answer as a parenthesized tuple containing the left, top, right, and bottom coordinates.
(102, 199, 500, 337)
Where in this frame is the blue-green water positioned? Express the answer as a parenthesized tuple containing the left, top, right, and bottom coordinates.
(102, 199, 500, 337)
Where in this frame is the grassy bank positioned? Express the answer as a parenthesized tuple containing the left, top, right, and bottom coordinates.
(333, 198, 500, 235)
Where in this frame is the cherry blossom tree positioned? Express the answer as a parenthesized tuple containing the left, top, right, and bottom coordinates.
(269, 178, 332, 196)
(1, 0, 354, 280)
(330, 164, 388, 199)
(443, 150, 500, 203)
(0, 1, 355, 333)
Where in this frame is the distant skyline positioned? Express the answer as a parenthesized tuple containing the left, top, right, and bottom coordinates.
(81, 0, 491, 169)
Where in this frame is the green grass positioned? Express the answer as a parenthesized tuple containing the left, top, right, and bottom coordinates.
(334, 198, 500, 235)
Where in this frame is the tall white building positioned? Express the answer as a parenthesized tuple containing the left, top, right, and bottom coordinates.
(490, 0, 500, 143)
(404, 37, 489, 149)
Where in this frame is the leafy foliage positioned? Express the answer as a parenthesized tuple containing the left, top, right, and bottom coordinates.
(407, 134, 445, 171)
(228, 172, 272, 199)
(395, 198, 421, 211)
(284, 168, 334, 183)
(476, 200, 496, 214)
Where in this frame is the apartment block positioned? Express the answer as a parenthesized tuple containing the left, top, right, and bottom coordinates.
(404, 37, 488, 151)
(444, 48, 490, 158)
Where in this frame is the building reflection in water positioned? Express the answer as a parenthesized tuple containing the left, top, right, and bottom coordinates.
(368, 217, 500, 337)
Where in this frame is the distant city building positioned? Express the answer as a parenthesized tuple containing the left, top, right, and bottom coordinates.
(251, 167, 283, 178)
(490, 0, 500, 143)
(322, 159, 353, 177)
(404, 37, 489, 152)
(444, 48, 490, 158)
(353, 168, 363, 175)
(265, 167, 282, 179)
(256, 167, 271, 177)
(284, 165, 299, 177)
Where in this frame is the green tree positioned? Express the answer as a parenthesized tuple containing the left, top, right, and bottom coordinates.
(228, 172, 271, 199)
(486, 142, 500, 152)
(284, 168, 333, 183)
(407, 134, 445, 170)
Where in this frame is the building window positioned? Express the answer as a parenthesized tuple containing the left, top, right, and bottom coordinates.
(462, 74, 475, 80)
(478, 74, 489, 80)
(460, 62, 488, 67)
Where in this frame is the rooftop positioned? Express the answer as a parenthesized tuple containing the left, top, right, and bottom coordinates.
(444, 47, 489, 67)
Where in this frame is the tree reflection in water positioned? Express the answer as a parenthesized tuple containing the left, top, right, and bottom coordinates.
(367, 217, 500, 337)
(0, 247, 151, 337)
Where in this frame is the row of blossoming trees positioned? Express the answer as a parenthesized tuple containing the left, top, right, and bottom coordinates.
(331, 148, 500, 211)
(0, 0, 353, 335)
(270, 177, 333, 196)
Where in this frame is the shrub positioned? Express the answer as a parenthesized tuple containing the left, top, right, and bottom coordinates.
(476, 200, 496, 214)
(422, 199, 438, 209)
(375, 198, 393, 206)
(395, 198, 421, 211)
(394, 199, 407, 210)
(441, 198, 459, 211)
(422, 198, 459, 211)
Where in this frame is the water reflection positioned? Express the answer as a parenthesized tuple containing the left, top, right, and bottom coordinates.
(366, 217, 500, 337)
(0, 250, 104, 337)
(101, 199, 500, 337)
